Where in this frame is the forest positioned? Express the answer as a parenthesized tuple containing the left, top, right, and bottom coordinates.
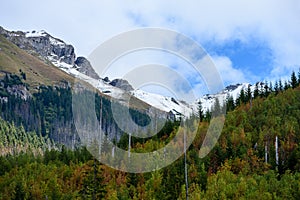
(0, 70, 300, 199)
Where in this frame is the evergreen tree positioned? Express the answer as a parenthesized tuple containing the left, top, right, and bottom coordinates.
(237, 88, 246, 105)
(291, 71, 298, 89)
(269, 81, 273, 93)
(264, 81, 270, 97)
(13, 181, 26, 200)
(212, 98, 221, 116)
(197, 101, 204, 122)
(298, 69, 300, 85)
(226, 95, 235, 112)
(245, 84, 252, 102)
(274, 81, 279, 95)
(279, 79, 283, 91)
(284, 80, 290, 90)
(204, 110, 211, 121)
(260, 82, 265, 98)
(254, 83, 259, 98)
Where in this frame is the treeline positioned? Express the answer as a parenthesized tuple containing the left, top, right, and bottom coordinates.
(196, 69, 300, 118)
(0, 73, 153, 147)
(0, 117, 54, 156)
(1, 80, 300, 199)
(1, 71, 300, 199)
(0, 74, 76, 146)
(227, 69, 300, 111)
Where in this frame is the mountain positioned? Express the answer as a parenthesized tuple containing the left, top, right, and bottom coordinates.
(1, 27, 300, 200)
(0, 29, 74, 90)
(198, 82, 263, 111)
(0, 26, 260, 118)
(0, 27, 173, 147)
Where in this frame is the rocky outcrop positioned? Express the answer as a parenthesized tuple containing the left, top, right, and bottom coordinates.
(74, 57, 100, 79)
(109, 79, 134, 92)
(0, 73, 31, 100)
(6, 84, 31, 100)
(0, 27, 100, 82)
(0, 27, 100, 80)
(0, 27, 76, 65)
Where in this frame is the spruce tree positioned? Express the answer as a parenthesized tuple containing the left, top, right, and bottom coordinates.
(254, 83, 259, 98)
(197, 101, 204, 122)
(279, 79, 283, 91)
(260, 83, 265, 98)
(264, 81, 270, 97)
(291, 71, 297, 89)
(274, 81, 279, 94)
(298, 69, 300, 85)
(246, 84, 252, 102)
(269, 81, 273, 93)
(226, 95, 235, 112)
(284, 81, 290, 90)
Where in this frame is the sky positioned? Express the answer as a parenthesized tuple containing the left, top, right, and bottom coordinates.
(1, 0, 300, 97)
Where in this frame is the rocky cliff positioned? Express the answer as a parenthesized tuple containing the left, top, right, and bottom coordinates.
(0, 27, 99, 80)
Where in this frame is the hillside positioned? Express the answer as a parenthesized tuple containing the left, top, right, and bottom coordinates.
(0, 83, 299, 199)
(0, 28, 170, 147)
(0, 117, 54, 156)
(0, 35, 74, 90)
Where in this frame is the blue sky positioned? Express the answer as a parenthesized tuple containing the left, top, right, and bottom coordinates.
(203, 38, 274, 81)
(1, 0, 300, 96)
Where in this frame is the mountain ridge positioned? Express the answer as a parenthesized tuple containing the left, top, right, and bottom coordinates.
(0, 26, 259, 117)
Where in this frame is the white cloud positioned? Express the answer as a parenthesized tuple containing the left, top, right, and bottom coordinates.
(1, 0, 299, 85)
(212, 56, 247, 85)
(123, 0, 300, 79)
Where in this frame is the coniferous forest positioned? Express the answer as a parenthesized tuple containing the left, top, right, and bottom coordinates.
(0, 70, 300, 199)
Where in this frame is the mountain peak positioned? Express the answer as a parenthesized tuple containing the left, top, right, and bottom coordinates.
(0, 26, 101, 80)
(25, 30, 48, 38)
(109, 78, 134, 92)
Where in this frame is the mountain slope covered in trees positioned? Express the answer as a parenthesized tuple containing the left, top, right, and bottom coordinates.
(0, 71, 300, 199)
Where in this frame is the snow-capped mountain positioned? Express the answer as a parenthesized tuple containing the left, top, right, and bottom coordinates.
(0, 27, 257, 118)
(197, 83, 257, 112)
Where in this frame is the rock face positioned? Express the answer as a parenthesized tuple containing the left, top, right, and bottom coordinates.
(25, 32, 75, 65)
(74, 57, 100, 79)
(109, 79, 134, 92)
(0, 27, 100, 80)
(0, 27, 76, 65)
(0, 73, 31, 100)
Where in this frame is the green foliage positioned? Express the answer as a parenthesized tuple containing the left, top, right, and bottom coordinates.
(291, 71, 298, 89)
(0, 117, 53, 158)
(199, 166, 300, 200)
(298, 69, 300, 85)
(197, 101, 204, 122)
(0, 70, 300, 199)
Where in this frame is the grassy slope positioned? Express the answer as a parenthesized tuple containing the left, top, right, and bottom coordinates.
(0, 35, 74, 91)
(0, 35, 152, 111)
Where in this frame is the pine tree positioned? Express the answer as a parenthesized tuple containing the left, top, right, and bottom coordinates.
(264, 81, 270, 97)
(260, 83, 265, 98)
(245, 84, 252, 102)
(291, 71, 298, 89)
(254, 83, 259, 98)
(279, 79, 283, 91)
(274, 81, 279, 95)
(197, 101, 204, 122)
(212, 98, 221, 116)
(284, 80, 290, 90)
(298, 69, 300, 85)
(204, 110, 211, 121)
(226, 95, 235, 112)
(13, 181, 26, 200)
(236, 89, 246, 105)
(269, 81, 273, 93)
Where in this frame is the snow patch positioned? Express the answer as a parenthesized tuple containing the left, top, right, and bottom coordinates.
(25, 30, 47, 38)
